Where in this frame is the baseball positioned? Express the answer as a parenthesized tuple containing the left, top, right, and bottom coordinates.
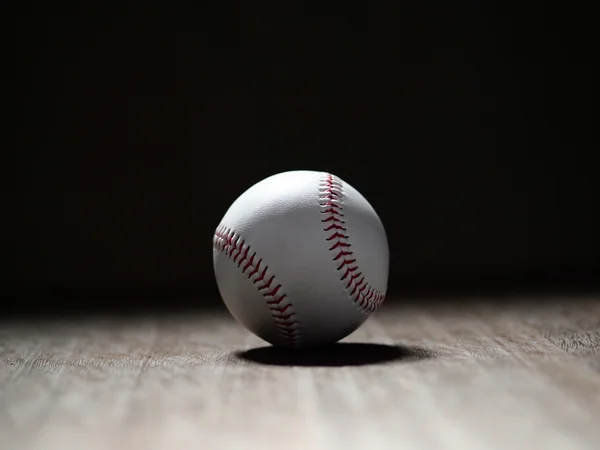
(212, 170, 389, 348)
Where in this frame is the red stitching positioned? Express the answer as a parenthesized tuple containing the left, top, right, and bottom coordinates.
(213, 225, 301, 346)
(319, 173, 386, 313)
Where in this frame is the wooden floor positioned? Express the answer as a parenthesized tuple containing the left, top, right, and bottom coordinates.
(1, 295, 600, 450)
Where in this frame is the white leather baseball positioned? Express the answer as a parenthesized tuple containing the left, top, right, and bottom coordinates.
(212, 170, 389, 348)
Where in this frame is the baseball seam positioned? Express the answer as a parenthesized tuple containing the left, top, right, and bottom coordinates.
(319, 173, 386, 313)
(213, 225, 301, 347)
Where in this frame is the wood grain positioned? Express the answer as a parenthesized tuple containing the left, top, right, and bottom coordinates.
(1, 297, 600, 450)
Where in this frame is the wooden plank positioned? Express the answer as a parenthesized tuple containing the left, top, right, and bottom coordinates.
(1, 298, 599, 450)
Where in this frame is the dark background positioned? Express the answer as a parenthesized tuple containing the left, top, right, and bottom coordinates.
(8, 3, 597, 314)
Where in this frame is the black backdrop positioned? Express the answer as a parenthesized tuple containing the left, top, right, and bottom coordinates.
(9, 4, 596, 312)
